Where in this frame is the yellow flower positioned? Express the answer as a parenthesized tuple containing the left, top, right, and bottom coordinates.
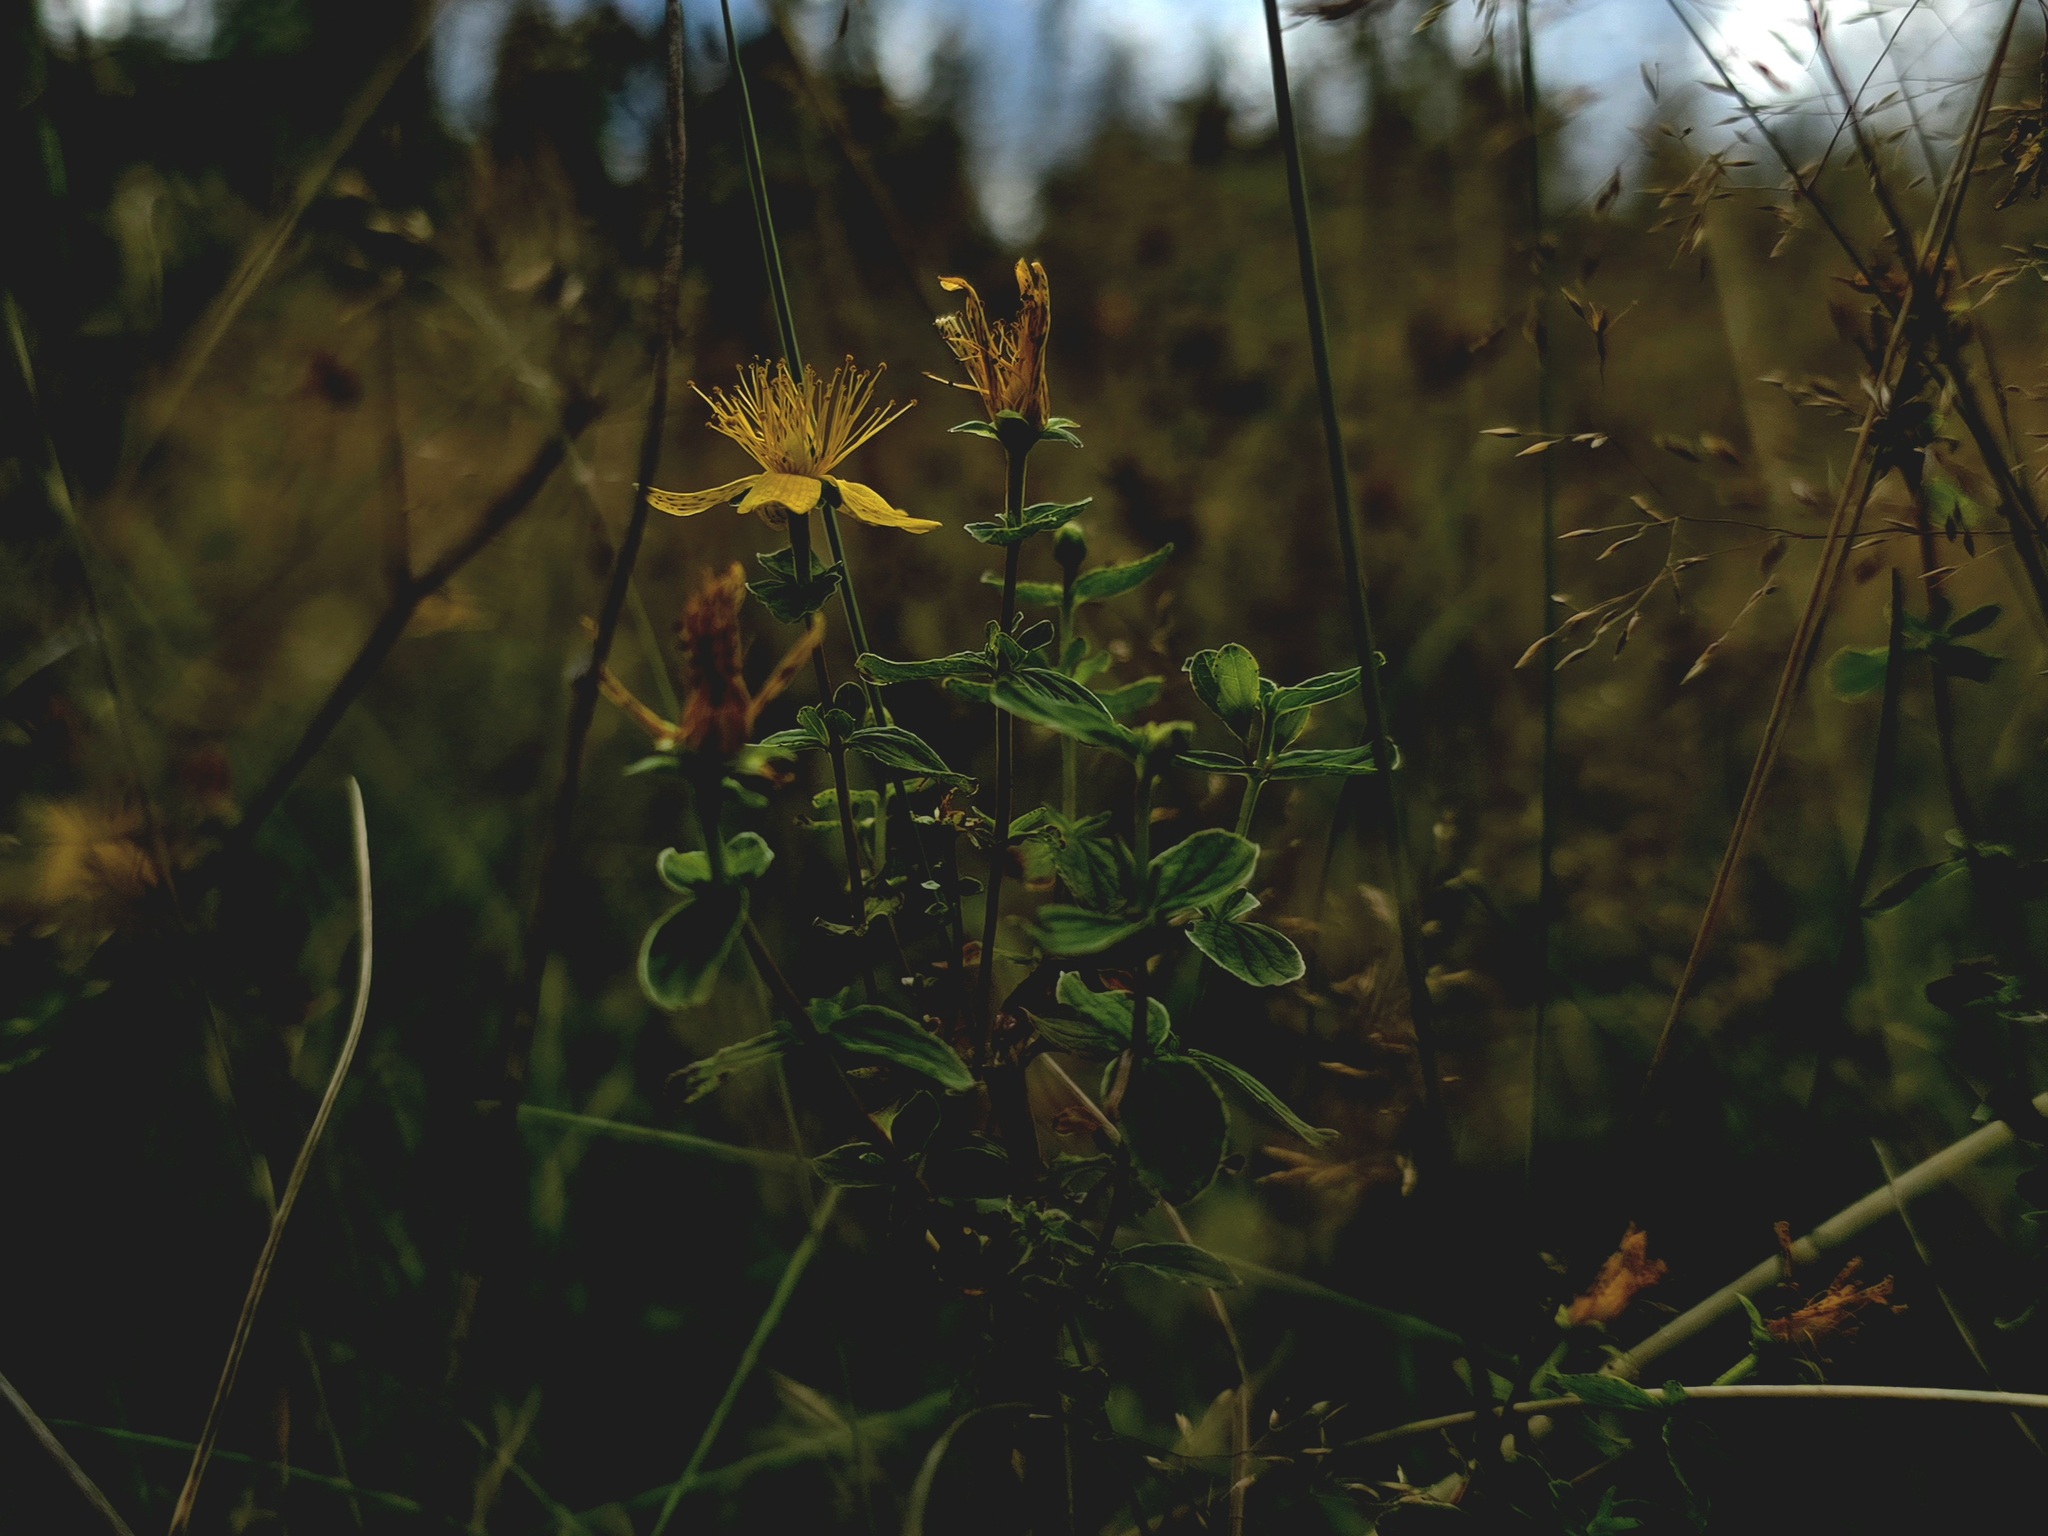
(935, 259, 1053, 430)
(646, 359, 935, 532)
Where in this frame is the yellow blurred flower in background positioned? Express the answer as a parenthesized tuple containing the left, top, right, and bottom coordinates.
(21, 799, 158, 930)
(645, 359, 934, 532)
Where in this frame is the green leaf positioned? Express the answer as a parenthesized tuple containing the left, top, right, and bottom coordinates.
(623, 752, 689, 779)
(812, 1142, 894, 1188)
(1947, 603, 2003, 638)
(1267, 667, 1361, 716)
(1185, 645, 1263, 738)
(1115, 1241, 1241, 1289)
(1050, 972, 1172, 1055)
(964, 499, 1092, 547)
(721, 832, 775, 881)
(673, 1024, 791, 1102)
(1186, 916, 1305, 987)
(1552, 1373, 1658, 1411)
(656, 832, 774, 891)
(1862, 858, 1963, 914)
(857, 649, 991, 685)
(1040, 416, 1084, 447)
(638, 886, 749, 1009)
(847, 725, 973, 786)
(1034, 904, 1148, 956)
(980, 571, 1065, 607)
(757, 726, 825, 754)
(821, 1006, 975, 1092)
(656, 848, 712, 890)
(992, 669, 1143, 759)
(1054, 834, 1126, 912)
(747, 546, 844, 624)
(1091, 677, 1164, 718)
(1930, 640, 2001, 683)
(1072, 543, 1175, 605)
(1150, 829, 1258, 914)
(1266, 744, 1393, 780)
(1177, 749, 1255, 777)
(1189, 1049, 1333, 1145)
(949, 418, 1001, 439)
(1828, 645, 1890, 700)
(1121, 1056, 1229, 1204)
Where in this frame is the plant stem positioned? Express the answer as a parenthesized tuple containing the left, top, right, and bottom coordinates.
(977, 445, 1033, 1052)
(1713, 1353, 1759, 1386)
(1354, 1382, 2048, 1450)
(1606, 1085, 2048, 1381)
(1260, 0, 1449, 1165)
(1060, 575, 1079, 820)
(1517, 0, 1559, 1195)
(1, 1369, 137, 1536)
(646, 1188, 844, 1536)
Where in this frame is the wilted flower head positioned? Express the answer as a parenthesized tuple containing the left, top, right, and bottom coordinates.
(1566, 1224, 1668, 1327)
(594, 564, 822, 760)
(1768, 1257, 1902, 1352)
(645, 359, 934, 532)
(935, 259, 1053, 431)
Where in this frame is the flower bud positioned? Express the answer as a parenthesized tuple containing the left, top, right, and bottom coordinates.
(1054, 519, 1088, 577)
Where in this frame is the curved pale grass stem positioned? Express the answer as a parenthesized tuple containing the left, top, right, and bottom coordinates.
(168, 779, 375, 1533)
(1354, 1382, 2048, 1450)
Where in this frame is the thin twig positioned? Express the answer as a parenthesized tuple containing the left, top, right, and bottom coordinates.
(1517, 0, 1558, 1198)
(1873, 1138, 2046, 1457)
(1606, 1086, 2048, 1381)
(0, 1368, 138, 1536)
(169, 778, 375, 1533)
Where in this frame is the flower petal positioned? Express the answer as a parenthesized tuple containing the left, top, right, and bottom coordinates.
(830, 478, 940, 534)
(646, 477, 760, 517)
(739, 472, 825, 518)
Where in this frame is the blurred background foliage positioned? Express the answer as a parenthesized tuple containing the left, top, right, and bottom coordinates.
(7, 0, 2048, 1529)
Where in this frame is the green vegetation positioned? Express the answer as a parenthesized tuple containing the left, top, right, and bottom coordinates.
(9, 0, 2048, 1531)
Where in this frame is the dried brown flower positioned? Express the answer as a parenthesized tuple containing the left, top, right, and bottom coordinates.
(1566, 1224, 1669, 1327)
(934, 259, 1053, 430)
(592, 564, 822, 759)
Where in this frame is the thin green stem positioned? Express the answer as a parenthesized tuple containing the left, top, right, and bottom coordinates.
(977, 446, 1032, 1054)
(515, 1105, 799, 1169)
(1713, 1354, 1759, 1386)
(1231, 778, 1265, 841)
(1059, 584, 1079, 820)
(647, 1188, 843, 1536)
(1261, 0, 1448, 1161)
